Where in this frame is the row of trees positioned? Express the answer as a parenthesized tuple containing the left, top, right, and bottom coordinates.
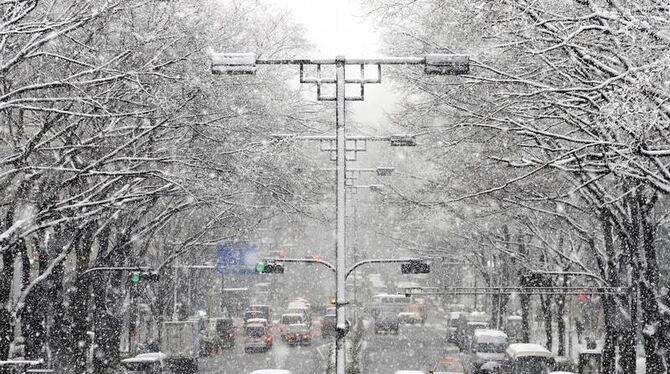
(365, 0, 670, 372)
(0, 1, 322, 372)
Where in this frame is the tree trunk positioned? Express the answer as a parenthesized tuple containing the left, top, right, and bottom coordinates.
(520, 293, 531, 343)
(540, 295, 553, 351)
(639, 201, 665, 373)
(601, 212, 618, 374)
(556, 294, 566, 356)
(68, 222, 96, 374)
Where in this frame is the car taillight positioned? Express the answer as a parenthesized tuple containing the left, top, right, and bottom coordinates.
(304, 334, 311, 339)
(264, 335, 272, 343)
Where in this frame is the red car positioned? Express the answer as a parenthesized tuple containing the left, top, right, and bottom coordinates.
(429, 357, 469, 374)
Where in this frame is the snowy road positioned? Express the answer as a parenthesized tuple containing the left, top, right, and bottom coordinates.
(361, 308, 458, 373)
(199, 333, 325, 374)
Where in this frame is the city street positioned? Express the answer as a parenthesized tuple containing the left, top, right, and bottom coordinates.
(361, 302, 458, 373)
(200, 332, 327, 374)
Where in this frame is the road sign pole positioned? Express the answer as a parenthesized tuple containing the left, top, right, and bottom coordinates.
(335, 55, 347, 374)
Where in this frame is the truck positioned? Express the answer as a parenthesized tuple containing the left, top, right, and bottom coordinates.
(161, 320, 199, 374)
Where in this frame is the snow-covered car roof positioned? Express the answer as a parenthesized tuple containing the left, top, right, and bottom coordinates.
(245, 318, 268, 324)
(121, 352, 166, 363)
(507, 315, 522, 321)
(506, 343, 553, 359)
(249, 370, 291, 374)
(473, 329, 508, 342)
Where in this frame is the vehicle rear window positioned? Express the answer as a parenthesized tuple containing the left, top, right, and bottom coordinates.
(282, 315, 303, 324)
(245, 326, 264, 337)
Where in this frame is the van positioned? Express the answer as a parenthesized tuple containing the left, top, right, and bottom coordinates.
(121, 352, 166, 374)
(469, 329, 508, 371)
(503, 343, 554, 374)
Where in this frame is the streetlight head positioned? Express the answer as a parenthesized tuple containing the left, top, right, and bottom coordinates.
(425, 53, 469, 75)
(369, 184, 384, 192)
(389, 134, 417, 147)
(376, 167, 395, 176)
(211, 52, 257, 75)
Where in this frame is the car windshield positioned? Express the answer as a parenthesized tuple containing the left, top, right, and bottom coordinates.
(282, 315, 303, 324)
(245, 326, 265, 337)
(477, 342, 506, 353)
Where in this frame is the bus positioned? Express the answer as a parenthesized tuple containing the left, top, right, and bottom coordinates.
(371, 293, 426, 323)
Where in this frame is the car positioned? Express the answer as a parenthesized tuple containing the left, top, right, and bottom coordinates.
(398, 311, 421, 324)
(447, 312, 463, 343)
(121, 352, 166, 374)
(394, 371, 425, 374)
(429, 357, 470, 374)
(285, 323, 312, 345)
(321, 314, 337, 337)
(245, 317, 269, 327)
(374, 311, 399, 334)
(213, 317, 235, 349)
(243, 322, 273, 353)
(244, 310, 266, 324)
(469, 329, 508, 373)
(249, 370, 291, 374)
(279, 313, 306, 339)
(248, 304, 272, 321)
(504, 343, 554, 374)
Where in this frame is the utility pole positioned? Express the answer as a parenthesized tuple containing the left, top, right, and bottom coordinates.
(211, 53, 469, 374)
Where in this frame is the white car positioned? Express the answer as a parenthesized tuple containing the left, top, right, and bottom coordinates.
(250, 371, 291, 374)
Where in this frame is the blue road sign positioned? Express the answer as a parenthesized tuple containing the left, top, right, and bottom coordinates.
(216, 241, 259, 274)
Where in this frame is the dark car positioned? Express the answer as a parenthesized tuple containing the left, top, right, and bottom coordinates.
(214, 317, 235, 349)
(321, 314, 337, 338)
(374, 312, 399, 334)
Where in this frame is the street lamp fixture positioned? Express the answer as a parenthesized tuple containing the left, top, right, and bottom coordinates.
(389, 134, 417, 147)
(211, 52, 256, 75)
(375, 167, 395, 176)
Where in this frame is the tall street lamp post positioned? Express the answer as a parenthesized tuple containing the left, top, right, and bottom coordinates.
(211, 53, 469, 374)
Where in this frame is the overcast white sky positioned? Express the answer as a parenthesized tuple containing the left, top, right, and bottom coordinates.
(272, 0, 400, 134)
(274, 0, 381, 56)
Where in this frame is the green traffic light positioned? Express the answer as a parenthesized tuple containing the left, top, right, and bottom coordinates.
(130, 272, 141, 285)
(255, 262, 265, 273)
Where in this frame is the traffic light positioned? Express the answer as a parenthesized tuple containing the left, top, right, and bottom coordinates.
(255, 261, 284, 274)
(401, 261, 430, 274)
(129, 271, 159, 285)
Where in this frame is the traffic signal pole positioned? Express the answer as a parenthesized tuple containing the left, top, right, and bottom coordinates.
(334, 56, 347, 373)
(211, 53, 469, 374)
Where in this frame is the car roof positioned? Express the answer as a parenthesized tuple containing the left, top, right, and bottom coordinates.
(474, 329, 507, 338)
(506, 343, 553, 358)
(246, 318, 268, 323)
(281, 313, 304, 319)
(250, 370, 291, 374)
(246, 322, 266, 328)
(121, 352, 166, 363)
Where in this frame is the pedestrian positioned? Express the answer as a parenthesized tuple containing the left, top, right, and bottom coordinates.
(575, 318, 584, 344)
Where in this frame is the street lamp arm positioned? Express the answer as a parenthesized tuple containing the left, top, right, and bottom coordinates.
(80, 266, 152, 277)
(345, 258, 423, 279)
(256, 57, 427, 65)
(263, 257, 336, 273)
(529, 270, 606, 284)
